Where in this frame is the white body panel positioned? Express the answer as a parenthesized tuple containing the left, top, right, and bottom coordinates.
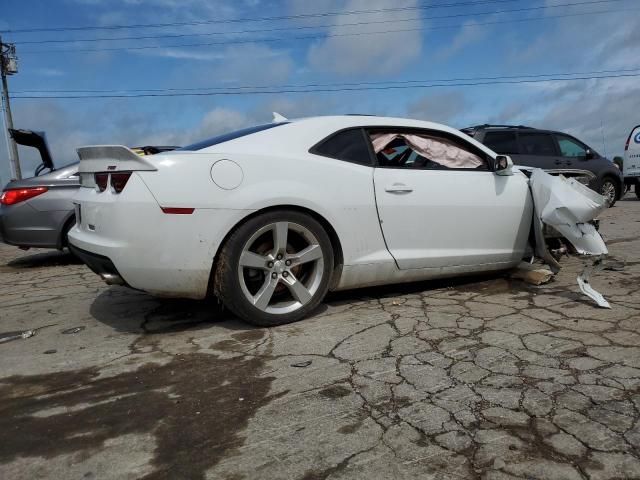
(625, 126, 640, 179)
(374, 168, 532, 269)
(69, 115, 538, 299)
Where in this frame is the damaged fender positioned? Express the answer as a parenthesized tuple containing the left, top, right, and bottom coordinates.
(529, 169, 608, 255)
(528, 169, 611, 308)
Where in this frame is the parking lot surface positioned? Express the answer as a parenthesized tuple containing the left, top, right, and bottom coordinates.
(1, 196, 640, 480)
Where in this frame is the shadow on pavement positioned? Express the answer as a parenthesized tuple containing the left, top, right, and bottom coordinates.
(89, 288, 245, 335)
(88, 271, 513, 335)
(6, 250, 82, 269)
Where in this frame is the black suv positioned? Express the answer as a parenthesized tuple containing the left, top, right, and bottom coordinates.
(461, 125, 624, 206)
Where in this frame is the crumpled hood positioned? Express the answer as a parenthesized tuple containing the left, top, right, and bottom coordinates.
(529, 169, 608, 256)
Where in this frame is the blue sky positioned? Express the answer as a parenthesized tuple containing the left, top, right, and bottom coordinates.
(1, 0, 638, 183)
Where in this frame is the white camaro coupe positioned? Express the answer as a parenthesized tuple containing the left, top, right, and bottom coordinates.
(68, 115, 603, 326)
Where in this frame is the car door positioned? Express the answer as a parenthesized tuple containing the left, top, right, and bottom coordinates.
(516, 131, 561, 171)
(371, 129, 532, 270)
(553, 133, 589, 172)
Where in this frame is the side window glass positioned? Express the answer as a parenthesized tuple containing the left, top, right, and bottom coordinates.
(556, 135, 587, 157)
(312, 129, 372, 165)
(369, 131, 487, 170)
(483, 131, 519, 154)
(518, 133, 557, 156)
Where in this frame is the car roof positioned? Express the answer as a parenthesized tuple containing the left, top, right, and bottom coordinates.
(192, 115, 498, 159)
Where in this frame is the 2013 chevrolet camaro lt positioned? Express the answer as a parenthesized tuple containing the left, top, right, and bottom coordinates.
(68, 115, 606, 326)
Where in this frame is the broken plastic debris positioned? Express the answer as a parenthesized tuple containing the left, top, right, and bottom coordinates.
(61, 326, 86, 335)
(0, 329, 36, 344)
(577, 258, 611, 309)
(511, 262, 554, 286)
(0, 324, 57, 344)
(291, 360, 312, 368)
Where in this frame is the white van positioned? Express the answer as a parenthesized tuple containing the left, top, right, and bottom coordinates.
(624, 125, 640, 199)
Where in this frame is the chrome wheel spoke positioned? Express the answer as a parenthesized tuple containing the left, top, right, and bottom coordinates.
(288, 244, 322, 266)
(239, 220, 325, 315)
(239, 251, 269, 270)
(273, 222, 289, 255)
(283, 273, 312, 305)
(253, 276, 279, 310)
(602, 183, 615, 202)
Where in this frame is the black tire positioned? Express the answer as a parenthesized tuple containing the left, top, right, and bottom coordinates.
(598, 177, 620, 207)
(636, 182, 640, 200)
(60, 216, 76, 250)
(214, 210, 334, 327)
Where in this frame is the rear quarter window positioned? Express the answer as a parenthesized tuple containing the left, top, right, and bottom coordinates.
(310, 128, 372, 166)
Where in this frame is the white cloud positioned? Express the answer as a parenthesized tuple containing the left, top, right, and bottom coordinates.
(407, 91, 468, 124)
(305, 0, 423, 76)
(209, 45, 294, 85)
(191, 107, 250, 140)
(492, 77, 640, 158)
(32, 68, 66, 77)
(436, 21, 490, 60)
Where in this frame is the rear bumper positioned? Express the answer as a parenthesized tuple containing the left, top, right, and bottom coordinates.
(68, 173, 252, 299)
(68, 244, 127, 286)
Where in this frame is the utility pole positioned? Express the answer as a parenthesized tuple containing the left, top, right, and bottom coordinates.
(0, 36, 21, 180)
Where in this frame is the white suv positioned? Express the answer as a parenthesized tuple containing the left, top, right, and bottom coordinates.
(624, 125, 640, 199)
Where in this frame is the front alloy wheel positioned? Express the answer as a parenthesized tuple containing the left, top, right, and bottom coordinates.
(215, 210, 333, 326)
(599, 179, 618, 207)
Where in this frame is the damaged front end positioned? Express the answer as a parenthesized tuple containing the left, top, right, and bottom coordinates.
(527, 169, 610, 308)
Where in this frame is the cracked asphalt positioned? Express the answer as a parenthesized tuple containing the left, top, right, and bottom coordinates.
(1, 195, 640, 480)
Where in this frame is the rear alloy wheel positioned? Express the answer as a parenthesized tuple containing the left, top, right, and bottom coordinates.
(215, 210, 333, 326)
(599, 178, 619, 207)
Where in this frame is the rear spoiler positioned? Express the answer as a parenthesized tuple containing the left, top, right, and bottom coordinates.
(76, 145, 158, 173)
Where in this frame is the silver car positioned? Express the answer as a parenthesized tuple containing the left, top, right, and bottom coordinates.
(0, 129, 177, 250)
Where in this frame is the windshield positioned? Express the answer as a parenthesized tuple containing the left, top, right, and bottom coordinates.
(178, 122, 289, 151)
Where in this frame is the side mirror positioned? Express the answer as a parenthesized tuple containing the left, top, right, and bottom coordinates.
(495, 155, 514, 176)
(584, 149, 595, 160)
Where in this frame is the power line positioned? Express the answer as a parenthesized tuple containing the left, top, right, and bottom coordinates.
(1, 0, 524, 34)
(13, 68, 640, 94)
(20, 7, 634, 54)
(12, 0, 623, 45)
(12, 71, 640, 99)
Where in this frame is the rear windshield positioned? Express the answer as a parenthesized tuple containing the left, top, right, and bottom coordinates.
(177, 122, 288, 151)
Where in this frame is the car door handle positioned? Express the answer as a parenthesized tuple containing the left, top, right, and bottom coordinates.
(555, 159, 571, 166)
(385, 184, 413, 194)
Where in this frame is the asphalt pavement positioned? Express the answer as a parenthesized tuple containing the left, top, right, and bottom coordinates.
(1, 194, 639, 480)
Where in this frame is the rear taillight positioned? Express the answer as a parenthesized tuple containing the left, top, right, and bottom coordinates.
(93, 172, 132, 193)
(0, 187, 48, 206)
(95, 173, 108, 192)
(110, 172, 131, 193)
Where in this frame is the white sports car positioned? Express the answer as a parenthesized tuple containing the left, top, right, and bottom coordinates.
(68, 115, 606, 326)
